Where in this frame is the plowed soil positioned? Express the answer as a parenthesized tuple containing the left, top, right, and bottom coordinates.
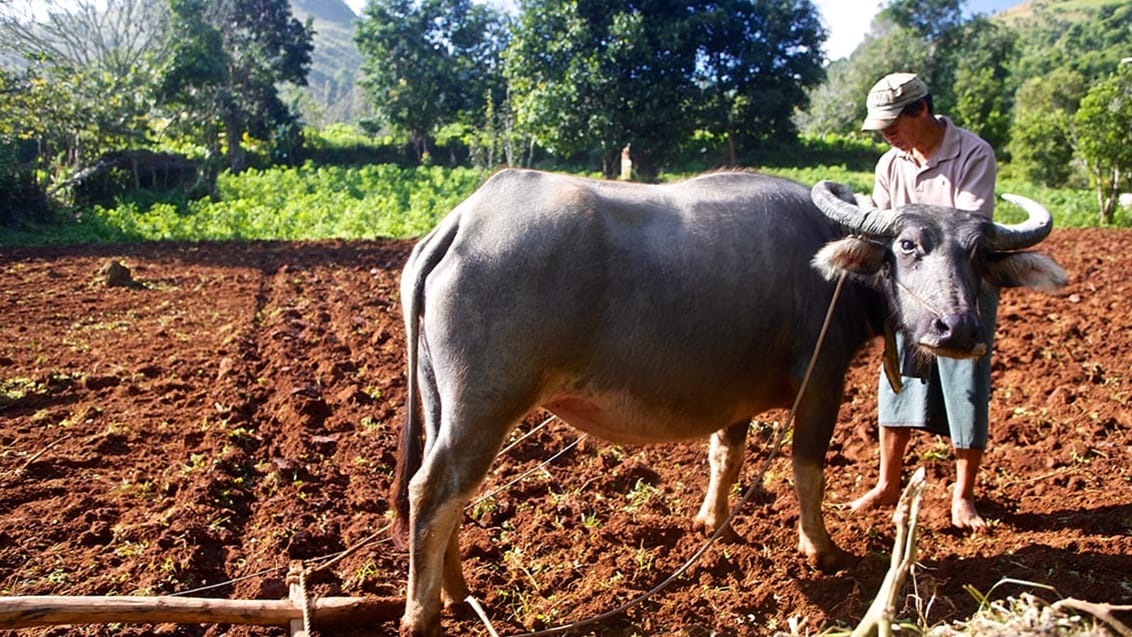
(1, 229, 1130, 636)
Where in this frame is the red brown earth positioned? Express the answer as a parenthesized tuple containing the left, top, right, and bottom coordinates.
(1, 229, 1130, 636)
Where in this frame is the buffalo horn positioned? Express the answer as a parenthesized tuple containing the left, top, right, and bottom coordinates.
(811, 180, 899, 237)
(994, 194, 1055, 251)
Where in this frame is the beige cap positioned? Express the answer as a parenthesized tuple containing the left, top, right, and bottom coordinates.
(862, 73, 928, 131)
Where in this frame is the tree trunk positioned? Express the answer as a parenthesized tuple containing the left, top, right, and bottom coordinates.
(224, 108, 247, 173)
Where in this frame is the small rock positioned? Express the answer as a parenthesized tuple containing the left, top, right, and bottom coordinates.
(83, 374, 120, 390)
(216, 357, 235, 380)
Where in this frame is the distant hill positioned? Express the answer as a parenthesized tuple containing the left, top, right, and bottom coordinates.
(995, 0, 1124, 25)
(289, 0, 370, 127)
(292, 0, 357, 23)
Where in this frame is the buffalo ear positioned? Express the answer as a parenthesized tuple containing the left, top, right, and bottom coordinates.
(984, 252, 1068, 292)
(812, 237, 887, 281)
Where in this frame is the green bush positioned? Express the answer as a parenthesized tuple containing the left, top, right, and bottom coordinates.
(302, 125, 414, 166)
(0, 161, 1118, 247)
(1, 163, 488, 245)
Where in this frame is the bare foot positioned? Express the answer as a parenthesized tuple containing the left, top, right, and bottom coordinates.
(951, 497, 987, 531)
(848, 484, 900, 512)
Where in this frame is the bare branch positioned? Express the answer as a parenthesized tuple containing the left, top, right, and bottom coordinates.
(0, 0, 169, 74)
(852, 467, 927, 637)
(1052, 599, 1132, 637)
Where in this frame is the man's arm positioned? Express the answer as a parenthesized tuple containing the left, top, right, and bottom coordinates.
(871, 152, 895, 210)
(954, 141, 997, 218)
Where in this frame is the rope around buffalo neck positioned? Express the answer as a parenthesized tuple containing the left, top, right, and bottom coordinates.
(485, 272, 850, 637)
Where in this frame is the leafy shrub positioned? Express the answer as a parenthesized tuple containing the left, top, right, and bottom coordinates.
(57, 163, 489, 243)
(0, 161, 1117, 246)
(303, 125, 417, 166)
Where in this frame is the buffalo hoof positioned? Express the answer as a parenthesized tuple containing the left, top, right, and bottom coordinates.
(400, 621, 441, 637)
(692, 516, 739, 543)
(811, 546, 857, 574)
(400, 611, 441, 637)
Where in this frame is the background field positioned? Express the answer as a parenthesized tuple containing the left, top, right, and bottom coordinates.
(1, 227, 1129, 635)
(0, 164, 1108, 247)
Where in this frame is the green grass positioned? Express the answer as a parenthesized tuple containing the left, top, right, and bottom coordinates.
(0, 163, 1119, 246)
(761, 165, 875, 194)
(993, 177, 1106, 227)
(2, 163, 488, 245)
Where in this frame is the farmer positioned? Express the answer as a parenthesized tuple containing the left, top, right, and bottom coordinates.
(849, 72, 999, 530)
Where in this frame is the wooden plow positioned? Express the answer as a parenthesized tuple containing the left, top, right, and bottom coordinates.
(0, 562, 402, 635)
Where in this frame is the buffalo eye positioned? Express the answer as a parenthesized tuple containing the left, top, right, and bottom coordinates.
(970, 244, 989, 270)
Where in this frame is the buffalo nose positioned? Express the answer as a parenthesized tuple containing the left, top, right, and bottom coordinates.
(934, 313, 981, 349)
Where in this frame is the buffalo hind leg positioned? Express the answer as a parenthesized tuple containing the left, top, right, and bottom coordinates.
(402, 475, 462, 637)
(401, 425, 508, 637)
(441, 525, 468, 606)
(694, 420, 748, 539)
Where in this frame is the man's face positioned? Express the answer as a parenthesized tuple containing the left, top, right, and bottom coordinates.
(880, 114, 916, 152)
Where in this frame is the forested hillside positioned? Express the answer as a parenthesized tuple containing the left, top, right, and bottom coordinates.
(288, 0, 369, 127)
(1, 0, 1129, 230)
(997, 0, 1124, 24)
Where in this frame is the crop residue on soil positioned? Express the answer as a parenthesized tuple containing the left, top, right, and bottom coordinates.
(1, 230, 1130, 636)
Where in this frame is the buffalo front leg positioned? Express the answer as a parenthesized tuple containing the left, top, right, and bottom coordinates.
(791, 391, 855, 574)
(693, 421, 748, 538)
(793, 457, 852, 573)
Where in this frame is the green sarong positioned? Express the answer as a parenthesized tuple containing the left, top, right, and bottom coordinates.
(877, 287, 999, 450)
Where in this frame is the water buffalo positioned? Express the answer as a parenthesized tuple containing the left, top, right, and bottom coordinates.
(391, 169, 1066, 636)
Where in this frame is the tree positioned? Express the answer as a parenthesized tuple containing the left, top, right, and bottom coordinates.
(1072, 66, 1132, 225)
(876, 0, 964, 108)
(0, 0, 167, 175)
(0, 0, 170, 78)
(1007, 68, 1085, 187)
(880, 0, 963, 43)
(1, 59, 152, 219)
(694, 0, 826, 164)
(795, 58, 859, 136)
(1010, 108, 1074, 188)
(507, 0, 702, 177)
(798, 23, 933, 137)
(799, 0, 1019, 141)
(507, 0, 826, 177)
(354, 0, 508, 162)
(1011, 2, 1132, 91)
(0, 66, 67, 222)
(157, 0, 313, 171)
(155, 0, 227, 168)
(948, 17, 1016, 149)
